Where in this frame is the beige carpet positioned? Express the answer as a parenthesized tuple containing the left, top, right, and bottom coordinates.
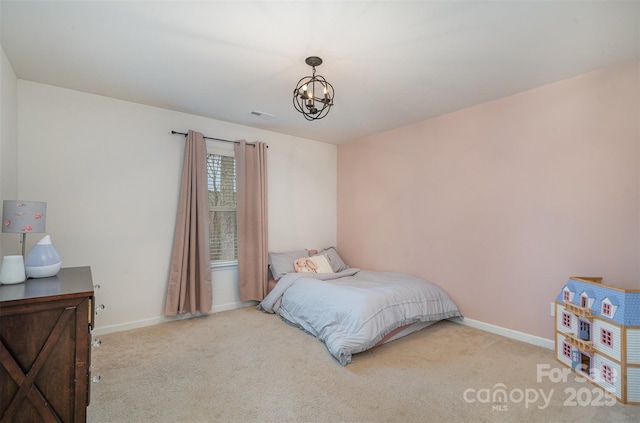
(88, 307, 639, 423)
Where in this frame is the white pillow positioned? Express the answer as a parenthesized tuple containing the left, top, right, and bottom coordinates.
(315, 247, 349, 272)
(308, 254, 334, 274)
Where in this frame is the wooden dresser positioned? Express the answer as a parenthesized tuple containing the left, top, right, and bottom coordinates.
(0, 266, 94, 423)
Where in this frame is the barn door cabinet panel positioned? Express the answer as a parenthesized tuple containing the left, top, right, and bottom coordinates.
(0, 266, 95, 422)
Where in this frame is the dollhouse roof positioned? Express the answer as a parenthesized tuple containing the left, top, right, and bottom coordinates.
(557, 277, 640, 326)
(603, 296, 620, 306)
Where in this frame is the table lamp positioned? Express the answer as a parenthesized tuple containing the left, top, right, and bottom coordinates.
(2, 200, 47, 256)
(1, 201, 46, 284)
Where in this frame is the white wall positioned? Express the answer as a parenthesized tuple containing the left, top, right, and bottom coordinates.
(0, 45, 19, 257)
(17, 80, 337, 334)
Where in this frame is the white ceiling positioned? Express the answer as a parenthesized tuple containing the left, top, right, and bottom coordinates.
(1, 1, 638, 145)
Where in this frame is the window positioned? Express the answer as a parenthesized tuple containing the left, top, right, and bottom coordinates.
(602, 302, 612, 317)
(562, 342, 572, 359)
(206, 153, 237, 264)
(601, 364, 614, 384)
(601, 328, 613, 348)
(562, 312, 572, 329)
(563, 290, 570, 302)
(580, 293, 589, 308)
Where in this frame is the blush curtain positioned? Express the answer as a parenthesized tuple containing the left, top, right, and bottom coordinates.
(235, 140, 268, 301)
(165, 130, 212, 316)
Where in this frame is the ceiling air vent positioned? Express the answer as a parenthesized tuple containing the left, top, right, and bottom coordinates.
(249, 111, 274, 118)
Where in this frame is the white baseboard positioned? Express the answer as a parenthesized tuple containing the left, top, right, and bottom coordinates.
(450, 317, 554, 350)
(94, 303, 554, 352)
(92, 300, 257, 336)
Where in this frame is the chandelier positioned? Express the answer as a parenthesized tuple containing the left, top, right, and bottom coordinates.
(293, 56, 335, 121)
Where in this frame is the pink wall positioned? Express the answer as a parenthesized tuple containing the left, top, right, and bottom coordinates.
(337, 60, 639, 340)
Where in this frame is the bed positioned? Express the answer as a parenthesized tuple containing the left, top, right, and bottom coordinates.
(258, 248, 462, 365)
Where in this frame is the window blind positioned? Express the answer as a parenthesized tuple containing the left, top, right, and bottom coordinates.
(207, 154, 237, 262)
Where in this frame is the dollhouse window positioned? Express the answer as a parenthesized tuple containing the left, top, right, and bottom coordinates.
(600, 297, 618, 319)
(601, 364, 614, 384)
(580, 293, 589, 308)
(562, 312, 572, 329)
(601, 329, 613, 348)
(562, 342, 571, 358)
(562, 290, 570, 302)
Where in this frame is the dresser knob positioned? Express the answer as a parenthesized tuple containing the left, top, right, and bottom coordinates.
(95, 304, 105, 314)
(92, 338, 102, 347)
(92, 375, 102, 383)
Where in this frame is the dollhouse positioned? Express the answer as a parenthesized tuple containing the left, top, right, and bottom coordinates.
(554, 276, 640, 404)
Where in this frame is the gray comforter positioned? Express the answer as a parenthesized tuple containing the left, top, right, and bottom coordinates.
(258, 269, 462, 365)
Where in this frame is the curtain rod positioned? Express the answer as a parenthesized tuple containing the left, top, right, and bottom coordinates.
(171, 130, 266, 148)
(171, 130, 235, 144)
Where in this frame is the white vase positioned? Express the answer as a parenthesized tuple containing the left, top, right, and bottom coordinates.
(0, 255, 26, 284)
(25, 235, 62, 278)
